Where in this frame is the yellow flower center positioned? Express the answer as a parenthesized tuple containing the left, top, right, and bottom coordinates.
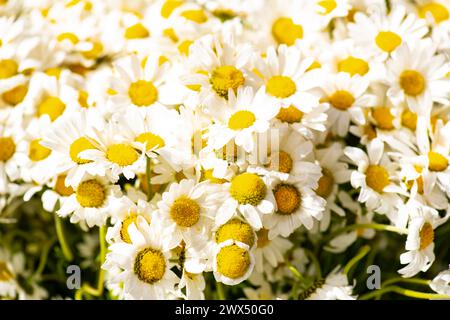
(399, 70, 425, 96)
(428, 151, 448, 172)
(124, 23, 150, 39)
(318, 0, 337, 14)
(212, 9, 237, 21)
(0, 261, 14, 281)
(2, 85, 28, 105)
(274, 184, 301, 215)
(54, 175, 74, 196)
(37, 96, 66, 121)
(401, 109, 418, 130)
(201, 169, 227, 184)
(120, 214, 138, 244)
(268, 150, 293, 173)
(419, 3, 449, 23)
(0, 137, 15, 162)
(272, 17, 303, 46)
(419, 222, 434, 250)
(82, 41, 103, 60)
(215, 219, 255, 247)
(181, 9, 208, 23)
(406, 165, 424, 195)
(78, 90, 89, 108)
(161, 0, 183, 18)
(135, 132, 165, 151)
(216, 244, 251, 279)
(337, 56, 369, 76)
(170, 196, 201, 227)
(230, 173, 266, 206)
(375, 31, 402, 53)
(256, 228, 270, 248)
(128, 80, 158, 107)
(0, 59, 18, 79)
(266, 76, 296, 98)
(134, 247, 166, 284)
(57, 32, 79, 44)
(228, 110, 256, 130)
(69, 137, 97, 164)
(372, 107, 395, 130)
(329, 90, 355, 110)
(106, 143, 139, 167)
(365, 165, 390, 193)
(210, 66, 245, 98)
(45, 67, 62, 78)
(315, 168, 334, 198)
(276, 105, 304, 123)
(29, 139, 51, 162)
(178, 40, 193, 56)
(76, 179, 105, 208)
(364, 124, 378, 140)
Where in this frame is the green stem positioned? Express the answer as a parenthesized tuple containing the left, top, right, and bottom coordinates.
(216, 282, 226, 300)
(323, 223, 408, 244)
(145, 156, 153, 201)
(286, 261, 305, 282)
(360, 286, 450, 300)
(382, 277, 430, 288)
(54, 215, 73, 262)
(75, 226, 107, 300)
(343, 245, 371, 276)
(34, 238, 56, 276)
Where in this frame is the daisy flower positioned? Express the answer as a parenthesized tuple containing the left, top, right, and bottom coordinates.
(253, 228, 292, 273)
(430, 267, 450, 296)
(303, 268, 356, 300)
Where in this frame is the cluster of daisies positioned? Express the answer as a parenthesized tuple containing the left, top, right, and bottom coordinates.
(0, 0, 449, 300)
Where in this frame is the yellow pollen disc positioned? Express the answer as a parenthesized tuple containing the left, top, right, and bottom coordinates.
(0, 261, 14, 281)
(0, 59, 18, 79)
(57, 32, 79, 44)
(419, 222, 434, 250)
(120, 214, 138, 244)
(372, 107, 395, 130)
(399, 70, 425, 96)
(170, 196, 201, 227)
(45, 67, 62, 78)
(201, 169, 227, 184)
(161, 0, 183, 18)
(274, 184, 301, 215)
(315, 168, 335, 198)
(106, 144, 139, 166)
(375, 31, 402, 53)
(318, 0, 337, 14)
(307, 61, 322, 71)
(29, 139, 51, 162)
(134, 247, 166, 284)
(215, 219, 255, 247)
(276, 105, 304, 123)
(125, 23, 150, 39)
(230, 173, 266, 206)
(0, 137, 15, 162)
(256, 228, 270, 248)
(228, 110, 256, 130)
(135, 132, 165, 151)
(54, 175, 74, 196)
(212, 9, 237, 21)
(428, 151, 448, 172)
(365, 165, 390, 193)
(174, 171, 187, 182)
(216, 244, 251, 279)
(419, 3, 449, 23)
(210, 65, 245, 98)
(181, 9, 208, 23)
(69, 137, 97, 164)
(2, 85, 28, 105)
(401, 109, 417, 130)
(337, 56, 369, 76)
(364, 124, 377, 140)
(272, 17, 303, 46)
(178, 40, 193, 56)
(329, 90, 355, 110)
(266, 76, 296, 98)
(163, 28, 178, 42)
(406, 170, 424, 195)
(76, 179, 105, 208)
(37, 96, 66, 121)
(268, 151, 293, 173)
(128, 80, 158, 107)
(78, 90, 89, 108)
(82, 41, 103, 60)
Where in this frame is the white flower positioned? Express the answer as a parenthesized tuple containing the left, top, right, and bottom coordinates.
(430, 267, 450, 297)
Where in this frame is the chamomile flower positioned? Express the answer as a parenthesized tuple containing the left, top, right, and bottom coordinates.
(430, 267, 450, 296)
(303, 268, 356, 300)
(253, 228, 292, 273)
